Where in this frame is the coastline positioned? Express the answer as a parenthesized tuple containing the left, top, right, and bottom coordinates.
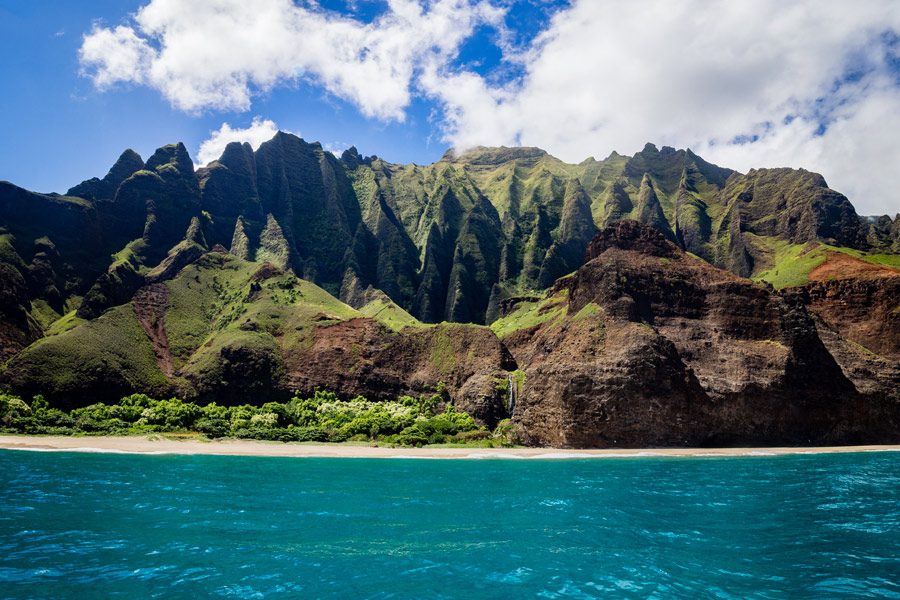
(1, 435, 899, 459)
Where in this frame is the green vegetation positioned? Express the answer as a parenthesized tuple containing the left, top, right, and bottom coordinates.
(9, 304, 169, 393)
(161, 252, 365, 374)
(0, 389, 517, 447)
(752, 241, 900, 289)
(110, 238, 149, 274)
(753, 242, 827, 288)
(863, 254, 900, 269)
(429, 324, 459, 373)
(571, 302, 603, 322)
(358, 294, 422, 332)
(44, 310, 86, 337)
(489, 294, 567, 338)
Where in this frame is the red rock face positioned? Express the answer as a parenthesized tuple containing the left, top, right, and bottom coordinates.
(172, 317, 515, 428)
(280, 320, 516, 428)
(782, 257, 900, 428)
(507, 221, 899, 448)
(790, 253, 900, 361)
(801, 278, 900, 361)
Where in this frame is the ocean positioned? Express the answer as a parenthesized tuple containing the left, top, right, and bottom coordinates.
(0, 449, 898, 599)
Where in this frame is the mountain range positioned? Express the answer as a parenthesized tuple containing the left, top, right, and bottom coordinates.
(1, 132, 899, 446)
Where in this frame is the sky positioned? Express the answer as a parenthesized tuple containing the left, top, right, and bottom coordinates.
(1, 0, 899, 215)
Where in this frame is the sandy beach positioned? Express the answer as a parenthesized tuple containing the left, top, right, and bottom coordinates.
(1, 435, 899, 459)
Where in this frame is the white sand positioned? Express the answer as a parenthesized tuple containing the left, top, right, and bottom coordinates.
(1, 435, 898, 459)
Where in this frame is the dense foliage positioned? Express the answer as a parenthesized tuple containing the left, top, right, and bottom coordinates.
(0, 390, 497, 447)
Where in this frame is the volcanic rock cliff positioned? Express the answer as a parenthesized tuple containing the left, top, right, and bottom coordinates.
(494, 221, 900, 447)
(2, 135, 900, 447)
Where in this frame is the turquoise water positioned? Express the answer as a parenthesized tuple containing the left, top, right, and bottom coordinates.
(1, 450, 899, 599)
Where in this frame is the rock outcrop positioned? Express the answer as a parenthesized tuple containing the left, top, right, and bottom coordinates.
(496, 221, 899, 447)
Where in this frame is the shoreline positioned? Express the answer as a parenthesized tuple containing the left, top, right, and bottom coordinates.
(1, 435, 900, 459)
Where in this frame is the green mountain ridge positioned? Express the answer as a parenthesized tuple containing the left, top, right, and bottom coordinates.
(1, 134, 899, 378)
(2, 135, 898, 335)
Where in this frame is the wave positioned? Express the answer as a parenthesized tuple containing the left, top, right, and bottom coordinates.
(5, 447, 179, 456)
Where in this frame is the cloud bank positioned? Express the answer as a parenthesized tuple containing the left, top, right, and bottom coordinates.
(196, 117, 284, 167)
(80, 0, 502, 120)
(81, 0, 900, 214)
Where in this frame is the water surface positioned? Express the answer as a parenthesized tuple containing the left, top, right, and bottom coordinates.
(1, 449, 898, 598)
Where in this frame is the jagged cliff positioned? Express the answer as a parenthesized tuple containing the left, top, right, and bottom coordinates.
(4, 133, 891, 344)
(493, 221, 899, 446)
(1, 133, 899, 447)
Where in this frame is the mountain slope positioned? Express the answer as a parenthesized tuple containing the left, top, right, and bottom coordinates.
(1, 215, 898, 446)
(2, 134, 900, 446)
(1, 249, 514, 424)
(494, 221, 900, 447)
(3, 133, 895, 334)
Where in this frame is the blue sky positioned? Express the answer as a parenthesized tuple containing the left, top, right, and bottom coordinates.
(1, 0, 899, 215)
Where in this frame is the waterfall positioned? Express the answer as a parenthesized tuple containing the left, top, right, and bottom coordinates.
(507, 373, 516, 417)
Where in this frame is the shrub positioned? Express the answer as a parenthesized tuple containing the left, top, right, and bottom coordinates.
(250, 413, 279, 428)
(293, 426, 327, 442)
(342, 407, 394, 437)
(118, 394, 156, 409)
(0, 388, 488, 445)
(31, 426, 78, 436)
(139, 398, 202, 430)
(71, 404, 113, 430)
(493, 419, 522, 446)
(229, 405, 258, 430)
(397, 426, 428, 447)
(325, 428, 349, 443)
(195, 418, 230, 438)
(200, 402, 231, 421)
(36, 408, 75, 428)
(30, 395, 49, 413)
(261, 427, 301, 442)
(260, 402, 289, 426)
(1, 395, 33, 431)
(4, 397, 31, 417)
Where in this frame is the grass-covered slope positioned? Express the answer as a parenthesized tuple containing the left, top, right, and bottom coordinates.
(2, 251, 372, 406)
(3, 132, 899, 337)
(751, 240, 900, 289)
(2, 249, 515, 423)
(2, 303, 170, 408)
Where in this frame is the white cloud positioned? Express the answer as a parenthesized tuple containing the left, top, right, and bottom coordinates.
(421, 0, 900, 214)
(79, 0, 900, 214)
(196, 117, 284, 167)
(79, 0, 503, 119)
(694, 77, 900, 215)
(80, 24, 154, 88)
